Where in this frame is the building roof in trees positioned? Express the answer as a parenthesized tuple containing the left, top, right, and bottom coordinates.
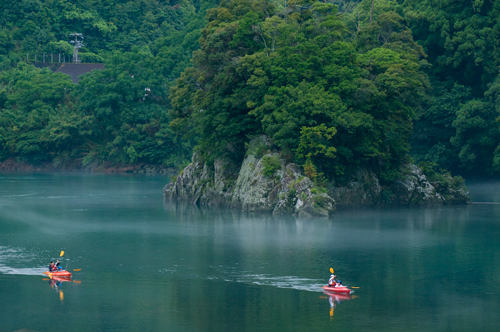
(54, 64, 105, 84)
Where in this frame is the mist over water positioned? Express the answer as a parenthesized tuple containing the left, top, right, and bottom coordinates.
(1, 174, 500, 331)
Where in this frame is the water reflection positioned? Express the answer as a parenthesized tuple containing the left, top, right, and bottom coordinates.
(45, 275, 71, 304)
(321, 291, 352, 319)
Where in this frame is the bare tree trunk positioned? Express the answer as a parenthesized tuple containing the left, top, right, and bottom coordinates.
(370, 0, 374, 25)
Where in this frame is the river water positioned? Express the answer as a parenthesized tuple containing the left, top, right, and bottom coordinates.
(0, 174, 499, 331)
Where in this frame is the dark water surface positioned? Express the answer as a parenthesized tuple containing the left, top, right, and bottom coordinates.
(1, 174, 500, 331)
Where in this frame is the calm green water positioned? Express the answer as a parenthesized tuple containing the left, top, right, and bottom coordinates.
(1, 174, 500, 331)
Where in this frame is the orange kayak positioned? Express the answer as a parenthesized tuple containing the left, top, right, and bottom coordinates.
(43, 270, 72, 277)
(323, 285, 351, 294)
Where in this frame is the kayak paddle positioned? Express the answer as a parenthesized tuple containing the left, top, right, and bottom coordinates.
(62, 251, 70, 271)
(73, 269, 81, 271)
(60, 251, 64, 257)
(329, 267, 359, 289)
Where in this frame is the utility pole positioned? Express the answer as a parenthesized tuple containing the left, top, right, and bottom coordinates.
(69, 33, 84, 63)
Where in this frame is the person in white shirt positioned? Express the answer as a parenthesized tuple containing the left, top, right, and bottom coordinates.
(328, 274, 336, 287)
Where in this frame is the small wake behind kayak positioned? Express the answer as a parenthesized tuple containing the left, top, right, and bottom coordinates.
(323, 285, 351, 294)
(43, 270, 72, 277)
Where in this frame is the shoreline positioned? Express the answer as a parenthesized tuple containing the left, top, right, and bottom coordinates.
(0, 158, 178, 176)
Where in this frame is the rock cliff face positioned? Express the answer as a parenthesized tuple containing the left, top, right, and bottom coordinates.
(164, 137, 470, 216)
(164, 151, 335, 217)
(329, 164, 470, 207)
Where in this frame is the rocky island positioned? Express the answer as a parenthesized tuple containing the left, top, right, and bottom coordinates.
(164, 137, 470, 217)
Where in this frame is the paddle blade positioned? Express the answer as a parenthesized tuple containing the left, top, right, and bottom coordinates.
(330, 267, 334, 274)
(42, 278, 50, 281)
(60, 251, 65, 257)
(351, 287, 360, 289)
(73, 269, 81, 271)
(73, 280, 82, 284)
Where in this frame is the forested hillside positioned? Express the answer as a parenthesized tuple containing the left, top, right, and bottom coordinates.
(0, 0, 210, 67)
(401, 0, 500, 177)
(1, 0, 500, 179)
(170, 0, 500, 181)
(0, 0, 216, 168)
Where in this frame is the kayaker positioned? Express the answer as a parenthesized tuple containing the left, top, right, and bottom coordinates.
(49, 262, 56, 271)
(328, 274, 336, 287)
(48, 260, 60, 272)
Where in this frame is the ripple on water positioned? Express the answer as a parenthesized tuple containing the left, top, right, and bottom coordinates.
(0, 246, 46, 276)
(233, 274, 325, 292)
(159, 264, 325, 292)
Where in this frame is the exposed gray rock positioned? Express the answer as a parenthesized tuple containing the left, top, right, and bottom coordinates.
(329, 163, 469, 207)
(164, 148, 336, 217)
(328, 168, 382, 207)
(391, 164, 444, 206)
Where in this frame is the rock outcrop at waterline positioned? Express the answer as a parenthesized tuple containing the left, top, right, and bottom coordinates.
(328, 164, 470, 207)
(164, 156, 334, 218)
(164, 137, 470, 217)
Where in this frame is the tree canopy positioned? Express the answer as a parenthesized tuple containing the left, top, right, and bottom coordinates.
(170, 0, 428, 182)
(0, 0, 214, 167)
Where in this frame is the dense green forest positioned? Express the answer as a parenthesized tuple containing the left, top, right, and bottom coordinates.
(170, 0, 500, 181)
(0, 0, 215, 167)
(1, 0, 500, 179)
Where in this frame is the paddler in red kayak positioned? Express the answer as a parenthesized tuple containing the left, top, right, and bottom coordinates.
(48, 260, 61, 272)
(328, 274, 337, 287)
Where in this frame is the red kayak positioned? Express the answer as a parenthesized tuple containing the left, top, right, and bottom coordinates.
(43, 270, 72, 277)
(323, 285, 351, 294)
